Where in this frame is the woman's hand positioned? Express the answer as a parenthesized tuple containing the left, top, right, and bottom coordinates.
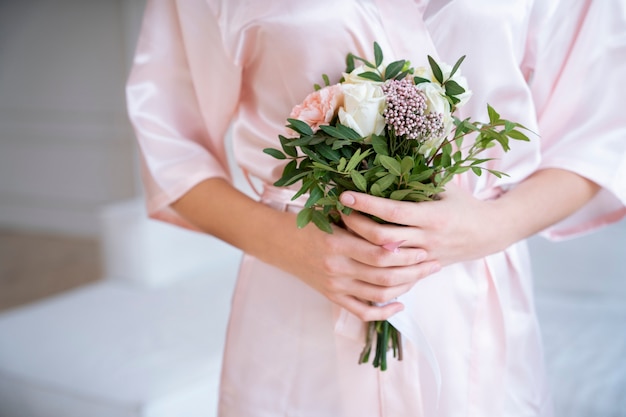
(269, 211, 440, 322)
(339, 183, 506, 266)
(338, 168, 601, 267)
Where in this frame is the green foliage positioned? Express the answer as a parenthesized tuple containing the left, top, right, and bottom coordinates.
(264, 42, 532, 236)
(263, 42, 533, 372)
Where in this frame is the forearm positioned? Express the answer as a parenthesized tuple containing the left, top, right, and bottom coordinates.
(170, 177, 294, 264)
(488, 168, 601, 248)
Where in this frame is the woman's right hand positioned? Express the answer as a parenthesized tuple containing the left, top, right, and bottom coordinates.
(266, 209, 439, 322)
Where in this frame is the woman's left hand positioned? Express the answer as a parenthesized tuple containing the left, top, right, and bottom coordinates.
(339, 183, 507, 267)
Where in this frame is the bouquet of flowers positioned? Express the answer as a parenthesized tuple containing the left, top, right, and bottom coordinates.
(264, 42, 529, 370)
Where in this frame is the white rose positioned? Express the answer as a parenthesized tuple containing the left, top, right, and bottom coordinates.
(342, 64, 385, 85)
(338, 82, 386, 138)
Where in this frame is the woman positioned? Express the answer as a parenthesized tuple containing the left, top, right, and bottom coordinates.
(126, 0, 626, 415)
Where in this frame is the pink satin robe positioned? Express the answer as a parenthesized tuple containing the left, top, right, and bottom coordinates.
(126, 1, 626, 416)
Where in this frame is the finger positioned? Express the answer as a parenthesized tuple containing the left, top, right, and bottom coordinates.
(333, 294, 404, 322)
(340, 191, 428, 226)
(349, 280, 415, 305)
(332, 225, 427, 267)
(348, 260, 441, 289)
(342, 209, 424, 248)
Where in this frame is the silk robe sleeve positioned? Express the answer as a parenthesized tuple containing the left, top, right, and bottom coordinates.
(126, 0, 242, 230)
(528, 0, 626, 240)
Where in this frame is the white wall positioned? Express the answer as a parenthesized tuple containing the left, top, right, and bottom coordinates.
(0, 0, 145, 237)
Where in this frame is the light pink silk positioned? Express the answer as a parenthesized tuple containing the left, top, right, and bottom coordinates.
(126, 1, 626, 416)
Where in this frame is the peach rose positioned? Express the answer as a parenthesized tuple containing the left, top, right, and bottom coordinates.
(289, 84, 344, 132)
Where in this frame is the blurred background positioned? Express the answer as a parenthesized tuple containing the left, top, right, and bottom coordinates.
(0, 1, 624, 417)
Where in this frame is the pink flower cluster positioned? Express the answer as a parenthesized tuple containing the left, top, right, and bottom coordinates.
(381, 79, 444, 141)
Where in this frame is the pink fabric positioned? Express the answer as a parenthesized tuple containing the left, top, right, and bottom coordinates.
(126, 0, 626, 416)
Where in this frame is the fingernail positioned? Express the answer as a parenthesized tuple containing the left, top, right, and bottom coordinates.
(340, 193, 355, 205)
(430, 264, 441, 274)
(382, 240, 406, 253)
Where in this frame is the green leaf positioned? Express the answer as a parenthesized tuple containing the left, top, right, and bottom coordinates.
(336, 124, 363, 140)
(296, 208, 313, 229)
(374, 42, 383, 67)
(487, 105, 500, 124)
(350, 170, 368, 192)
(389, 189, 414, 201)
(331, 139, 353, 150)
(507, 129, 530, 141)
(291, 178, 316, 200)
(428, 55, 444, 84)
(320, 124, 362, 141)
(279, 135, 298, 157)
(312, 210, 334, 234)
(413, 76, 430, 85)
(263, 148, 286, 160)
(345, 149, 372, 172)
(409, 168, 434, 182)
(400, 156, 414, 176)
(449, 55, 466, 79)
(287, 118, 314, 136)
(444, 79, 465, 96)
(315, 143, 341, 162)
(311, 162, 336, 171)
(384, 60, 406, 80)
(358, 71, 383, 82)
(273, 170, 309, 187)
(345, 53, 356, 73)
(322, 74, 330, 86)
(305, 185, 324, 208)
(373, 173, 397, 194)
(371, 135, 389, 156)
(379, 155, 402, 176)
(337, 157, 347, 172)
(471, 167, 482, 176)
(286, 135, 315, 147)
